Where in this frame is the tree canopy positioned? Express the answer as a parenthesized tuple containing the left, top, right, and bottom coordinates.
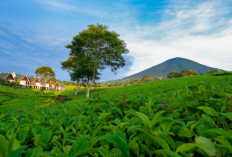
(130, 78, 140, 85)
(207, 69, 221, 74)
(141, 76, 151, 82)
(168, 69, 197, 79)
(35, 66, 55, 81)
(181, 69, 197, 76)
(62, 24, 128, 97)
(167, 71, 180, 78)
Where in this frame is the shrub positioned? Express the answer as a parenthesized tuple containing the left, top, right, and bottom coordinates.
(40, 87, 46, 95)
(212, 71, 232, 76)
(141, 76, 151, 82)
(10, 82, 19, 87)
(0, 78, 5, 85)
(167, 71, 181, 78)
(168, 69, 197, 79)
(153, 77, 160, 81)
(113, 82, 119, 86)
(153, 76, 164, 81)
(207, 69, 221, 74)
(180, 69, 197, 76)
(130, 79, 140, 84)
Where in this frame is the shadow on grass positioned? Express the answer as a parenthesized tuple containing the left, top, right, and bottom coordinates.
(52, 95, 72, 103)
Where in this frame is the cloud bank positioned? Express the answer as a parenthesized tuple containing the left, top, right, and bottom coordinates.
(0, 0, 231, 81)
(112, 0, 232, 76)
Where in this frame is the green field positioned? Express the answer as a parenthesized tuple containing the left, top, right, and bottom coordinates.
(0, 74, 232, 156)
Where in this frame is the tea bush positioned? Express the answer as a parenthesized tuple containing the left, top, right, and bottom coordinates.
(0, 74, 232, 156)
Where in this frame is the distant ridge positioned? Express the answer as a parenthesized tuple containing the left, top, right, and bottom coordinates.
(122, 57, 223, 80)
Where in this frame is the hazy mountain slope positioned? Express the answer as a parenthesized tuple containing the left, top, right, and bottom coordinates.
(122, 57, 222, 79)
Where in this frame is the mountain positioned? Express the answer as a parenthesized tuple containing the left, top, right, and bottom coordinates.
(122, 57, 223, 80)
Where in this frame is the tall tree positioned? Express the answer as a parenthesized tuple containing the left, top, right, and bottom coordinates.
(62, 24, 128, 97)
(62, 55, 99, 95)
(35, 66, 55, 81)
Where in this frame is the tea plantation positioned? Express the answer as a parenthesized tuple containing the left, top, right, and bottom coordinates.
(0, 73, 232, 156)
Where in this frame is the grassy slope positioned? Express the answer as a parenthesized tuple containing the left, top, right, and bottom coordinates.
(0, 74, 231, 111)
(0, 86, 60, 111)
(0, 74, 232, 156)
(61, 74, 232, 108)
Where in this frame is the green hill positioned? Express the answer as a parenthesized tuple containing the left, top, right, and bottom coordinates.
(0, 73, 232, 156)
(122, 57, 223, 79)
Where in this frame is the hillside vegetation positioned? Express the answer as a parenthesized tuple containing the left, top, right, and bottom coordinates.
(0, 73, 232, 156)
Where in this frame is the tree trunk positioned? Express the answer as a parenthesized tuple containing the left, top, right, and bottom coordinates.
(86, 85, 91, 98)
(92, 69, 96, 86)
(75, 86, 78, 96)
(86, 69, 96, 98)
(86, 78, 90, 98)
(75, 82, 80, 96)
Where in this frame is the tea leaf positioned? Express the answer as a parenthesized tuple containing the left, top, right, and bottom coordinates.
(198, 106, 218, 117)
(195, 136, 216, 156)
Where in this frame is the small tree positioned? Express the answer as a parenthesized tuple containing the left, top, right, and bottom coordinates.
(62, 55, 100, 96)
(167, 71, 180, 78)
(180, 69, 197, 76)
(35, 66, 55, 81)
(207, 69, 221, 74)
(10, 82, 19, 87)
(113, 82, 119, 86)
(153, 77, 160, 81)
(0, 78, 5, 85)
(141, 76, 151, 82)
(49, 77, 57, 83)
(40, 87, 46, 95)
(130, 79, 140, 84)
(62, 24, 128, 98)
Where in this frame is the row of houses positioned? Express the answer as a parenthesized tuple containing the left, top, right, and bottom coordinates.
(0, 72, 65, 91)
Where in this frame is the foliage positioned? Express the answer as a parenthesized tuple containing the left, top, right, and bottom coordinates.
(212, 71, 232, 76)
(0, 74, 232, 156)
(168, 69, 197, 78)
(207, 69, 221, 74)
(62, 56, 99, 83)
(40, 87, 46, 95)
(62, 81, 77, 86)
(130, 79, 140, 85)
(0, 78, 5, 84)
(62, 24, 128, 97)
(48, 77, 57, 83)
(153, 77, 163, 81)
(181, 69, 197, 76)
(167, 71, 181, 78)
(141, 76, 151, 82)
(35, 66, 55, 80)
(0, 85, 58, 110)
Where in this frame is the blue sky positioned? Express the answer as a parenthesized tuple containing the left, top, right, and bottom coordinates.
(0, 0, 232, 81)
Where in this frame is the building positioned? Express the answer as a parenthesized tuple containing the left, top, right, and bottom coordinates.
(0, 72, 65, 91)
(15, 75, 30, 87)
(29, 76, 42, 89)
(53, 82, 66, 91)
(0, 73, 15, 82)
(41, 80, 53, 90)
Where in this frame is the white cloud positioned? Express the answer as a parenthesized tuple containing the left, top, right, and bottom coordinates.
(40, 0, 76, 11)
(14, 0, 232, 80)
(35, 0, 109, 17)
(113, 0, 232, 76)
